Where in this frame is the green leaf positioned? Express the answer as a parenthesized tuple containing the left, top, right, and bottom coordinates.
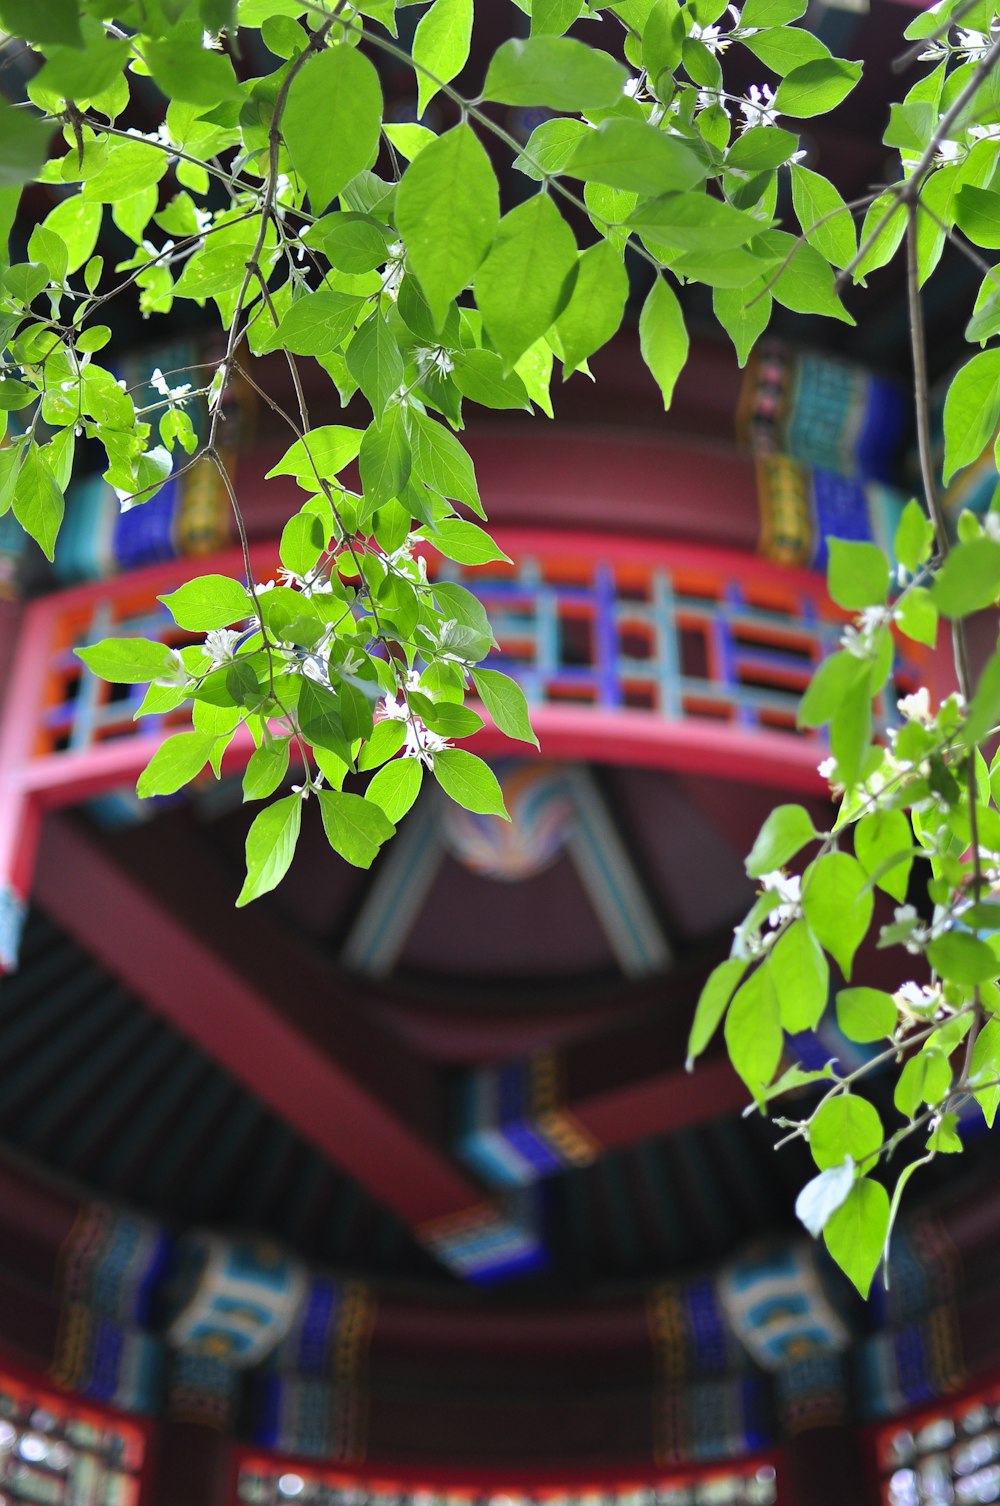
(852, 192, 907, 283)
(431, 518, 510, 565)
(36, 36, 131, 102)
(453, 348, 531, 410)
(553, 240, 628, 373)
(236, 793, 303, 907)
(346, 312, 404, 412)
(144, 38, 241, 106)
(943, 351, 1000, 482)
(855, 809, 913, 903)
(895, 586, 937, 648)
(358, 719, 406, 772)
(802, 852, 872, 979)
(81, 139, 167, 202)
(474, 194, 577, 366)
(567, 120, 706, 195)
(971, 1018, 1000, 1126)
(746, 803, 817, 877)
(531, 0, 583, 33)
(773, 58, 862, 118)
(266, 426, 363, 484)
(967, 643, 1000, 745)
(243, 740, 290, 802)
(823, 1177, 889, 1297)
(471, 667, 538, 746)
(359, 408, 411, 510)
(955, 185, 1000, 249)
(810, 1095, 883, 1170)
(298, 680, 353, 765)
(687, 956, 747, 1066)
(790, 164, 856, 270)
(137, 730, 217, 798)
(413, 0, 473, 116)
(712, 282, 772, 368)
(317, 789, 395, 868)
(739, 0, 806, 22)
(45, 198, 102, 276)
(159, 576, 252, 632)
(433, 747, 509, 817)
(726, 126, 800, 172)
(639, 276, 688, 410)
(742, 25, 830, 74)
(894, 499, 934, 573)
(515, 117, 590, 181)
(76, 637, 175, 684)
(12, 445, 62, 560)
(628, 191, 757, 251)
(764, 234, 854, 323)
(928, 931, 1000, 985)
(798, 649, 867, 728)
(642, 0, 684, 81)
(829, 669, 872, 793)
(279, 512, 325, 577)
(966, 269, 1000, 343)
(411, 411, 482, 513)
(895, 1048, 952, 1116)
(769, 920, 829, 1032)
(0, 98, 55, 188)
(482, 36, 627, 111)
(366, 757, 423, 821)
(932, 537, 1000, 617)
(306, 212, 390, 274)
(827, 538, 889, 610)
(395, 124, 500, 327)
(262, 291, 362, 356)
(724, 964, 782, 1098)
(283, 44, 382, 211)
(0, 0, 81, 46)
(836, 986, 897, 1043)
(0, 380, 36, 411)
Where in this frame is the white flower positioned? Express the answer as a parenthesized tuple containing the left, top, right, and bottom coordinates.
(203, 628, 241, 669)
(623, 75, 642, 97)
(417, 347, 454, 377)
(202, 29, 223, 48)
(739, 83, 778, 133)
(150, 367, 192, 403)
(381, 242, 405, 301)
(957, 27, 992, 57)
(154, 648, 191, 689)
(983, 512, 1000, 544)
(817, 755, 837, 781)
(378, 672, 448, 766)
(277, 566, 333, 597)
(759, 869, 802, 927)
(934, 137, 963, 166)
(302, 654, 331, 688)
(898, 686, 932, 723)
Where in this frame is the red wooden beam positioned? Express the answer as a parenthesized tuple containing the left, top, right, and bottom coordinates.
(33, 814, 485, 1231)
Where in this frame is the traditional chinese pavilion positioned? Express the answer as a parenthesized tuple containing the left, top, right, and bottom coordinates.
(0, 4, 997, 1506)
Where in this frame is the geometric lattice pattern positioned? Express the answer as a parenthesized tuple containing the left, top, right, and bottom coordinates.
(33, 535, 928, 762)
(877, 1381, 1000, 1505)
(0, 1366, 147, 1504)
(234, 1459, 780, 1506)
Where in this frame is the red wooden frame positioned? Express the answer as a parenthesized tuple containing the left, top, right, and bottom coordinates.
(0, 1348, 158, 1505)
(226, 1445, 790, 1503)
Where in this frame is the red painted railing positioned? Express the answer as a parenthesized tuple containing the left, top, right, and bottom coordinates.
(0, 530, 936, 972)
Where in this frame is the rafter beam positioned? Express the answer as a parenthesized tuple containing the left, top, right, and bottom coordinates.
(34, 814, 484, 1233)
